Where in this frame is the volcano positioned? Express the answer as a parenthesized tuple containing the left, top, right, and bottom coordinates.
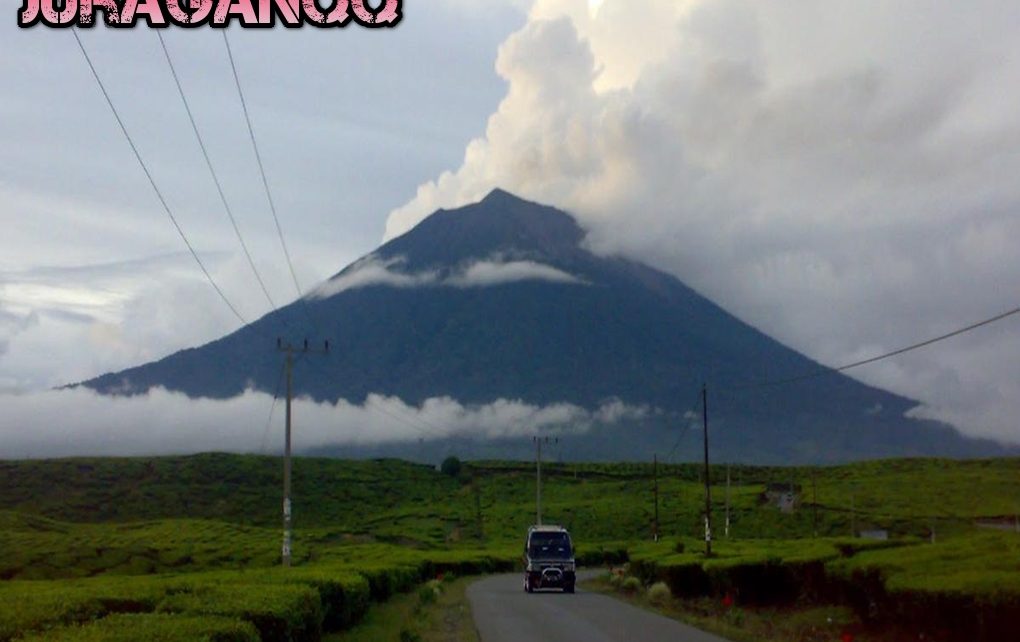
(81, 189, 1007, 462)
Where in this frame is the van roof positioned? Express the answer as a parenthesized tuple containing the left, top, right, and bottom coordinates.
(528, 525, 568, 533)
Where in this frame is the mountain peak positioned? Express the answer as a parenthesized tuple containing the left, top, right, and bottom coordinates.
(377, 190, 586, 270)
(480, 187, 522, 204)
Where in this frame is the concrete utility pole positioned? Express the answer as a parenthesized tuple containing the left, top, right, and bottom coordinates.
(534, 436, 557, 525)
(702, 384, 712, 557)
(277, 337, 329, 568)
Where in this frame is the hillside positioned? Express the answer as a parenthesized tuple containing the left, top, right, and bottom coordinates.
(3, 454, 1019, 642)
(3, 454, 1018, 554)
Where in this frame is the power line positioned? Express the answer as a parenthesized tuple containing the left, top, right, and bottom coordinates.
(664, 389, 703, 463)
(736, 303, 1020, 391)
(76, 31, 437, 444)
(156, 31, 278, 311)
(291, 353, 449, 440)
(222, 32, 304, 299)
(71, 28, 248, 327)
(259, 359, 288, 454)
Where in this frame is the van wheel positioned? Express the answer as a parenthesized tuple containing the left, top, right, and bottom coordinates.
(564, 584, 575, 594)
(525, 577, 533, 593)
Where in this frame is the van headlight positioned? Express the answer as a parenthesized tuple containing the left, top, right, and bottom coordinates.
(564, 562, 575, 572)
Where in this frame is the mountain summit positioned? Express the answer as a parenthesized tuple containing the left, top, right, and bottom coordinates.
(82, 190, 1006, 462)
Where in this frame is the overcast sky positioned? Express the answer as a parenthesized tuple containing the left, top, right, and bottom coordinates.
(2, 0, 1019, 454)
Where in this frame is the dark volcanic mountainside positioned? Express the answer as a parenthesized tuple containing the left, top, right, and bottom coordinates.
(81, 189, 1007, 462)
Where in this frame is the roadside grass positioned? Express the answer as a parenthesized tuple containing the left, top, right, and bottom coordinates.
(326, 575, 478, 642)
(587, 574, 875, 642)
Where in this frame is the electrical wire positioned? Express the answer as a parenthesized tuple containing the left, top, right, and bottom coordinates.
(259, 359, 288, 454)
(735, 303, 1020, 391)
(71, 28, 249, 327)
(664, 389, 703, 463)
(76, 30, 442, 443)
(222, 32, 304, 299)
(156, 30, 278, 311)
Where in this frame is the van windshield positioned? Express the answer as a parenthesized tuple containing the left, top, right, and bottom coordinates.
(529, 532, 572, 559)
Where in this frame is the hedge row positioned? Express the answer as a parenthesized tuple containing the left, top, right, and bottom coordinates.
(17, 614, 259, 642)
(157, 583, 321, 642)
(0, 550, 521, 642)
(628, 536, 1020, 642)
(827, 531, 1020, 642)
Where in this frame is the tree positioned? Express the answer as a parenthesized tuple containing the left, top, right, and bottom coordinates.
(440, 456, 462, 478)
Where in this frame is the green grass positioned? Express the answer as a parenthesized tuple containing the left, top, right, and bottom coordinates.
(328, 575, 478, 642)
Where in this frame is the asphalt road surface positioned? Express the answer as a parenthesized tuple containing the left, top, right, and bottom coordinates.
(467, 572, 731, 642)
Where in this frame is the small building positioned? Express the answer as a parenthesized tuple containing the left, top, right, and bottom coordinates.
(761, 482, 800, 513)
(859, 529, 889, 541)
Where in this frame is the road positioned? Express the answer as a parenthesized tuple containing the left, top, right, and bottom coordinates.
(467, 572, 731, 642)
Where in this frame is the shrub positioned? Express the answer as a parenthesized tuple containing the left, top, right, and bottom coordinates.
(0, 576, 167, 641)
(417, 580, 441, 606)
(647, 582, 672, 606)
(622, 576, 643, 595)
(17, 614, 259, 642)
(399, 627, 422, 642)
(360, 565, 422, 601)
(255, 566, 371, 631)
(157, 583, 322, 642)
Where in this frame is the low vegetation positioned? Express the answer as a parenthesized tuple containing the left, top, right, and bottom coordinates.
(0, 454, 1017, 641)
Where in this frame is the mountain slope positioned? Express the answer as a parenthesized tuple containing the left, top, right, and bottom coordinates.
(80, 190, 1008, 462)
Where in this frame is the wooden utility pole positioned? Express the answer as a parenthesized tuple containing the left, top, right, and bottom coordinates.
(534, 436, 557, 525)
(812, 470, 818, 538)
(725, 463, 731, 539)
(850, 485, 856, 538)
(277, 338, 329, 567)
(702, 384, 712, 556)
(473, 472, 484, 541)
(653, 454, 660, 542)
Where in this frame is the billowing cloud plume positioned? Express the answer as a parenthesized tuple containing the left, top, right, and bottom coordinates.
(310, 254, 584, 299)
(0, 387, 649, 459)
(384, 0, 1020, 444)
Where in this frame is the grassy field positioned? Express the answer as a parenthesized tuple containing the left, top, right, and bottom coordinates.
(328, 575, 478, 642)
(1, 454, 1018, 640)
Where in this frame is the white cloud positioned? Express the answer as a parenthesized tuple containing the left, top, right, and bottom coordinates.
(309, 254, 584, 298)
(0, 252, 300, 392)
(309, 256, 439, 298)
(447, 259, 584, 287)
(383, 0, 1020, 443)
(0, 387, 649, 459)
